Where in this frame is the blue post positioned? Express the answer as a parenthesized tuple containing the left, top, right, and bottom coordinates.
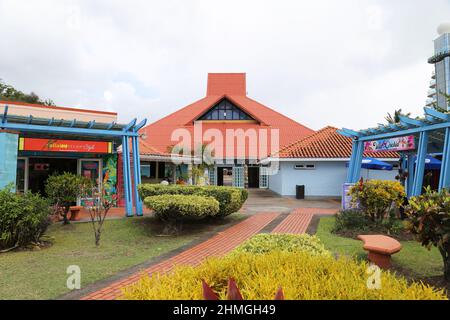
(412, 131, 428, 196)
(439, 128, 450, 190)
(406, 153, 415, 198)
(131, 136, 143, 216)
(346, 140, 357, 183)
(122, 135, 133, 216)
(351, 140, 364, 183)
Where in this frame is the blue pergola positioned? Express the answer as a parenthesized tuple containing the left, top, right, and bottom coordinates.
(338, 107, 450, 197)
(0, 105, 147, 216)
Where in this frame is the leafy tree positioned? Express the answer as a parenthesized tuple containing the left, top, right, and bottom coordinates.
(0, 78, 55, 106)
(45, 173, 91, 225)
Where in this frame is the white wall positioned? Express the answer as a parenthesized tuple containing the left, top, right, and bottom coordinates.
(269, 160, 398, 197)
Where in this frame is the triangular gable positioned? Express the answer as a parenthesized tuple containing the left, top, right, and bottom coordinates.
(196, 97, 255, 121)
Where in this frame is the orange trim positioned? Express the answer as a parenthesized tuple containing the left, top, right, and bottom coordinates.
(0, 100, 117, 116)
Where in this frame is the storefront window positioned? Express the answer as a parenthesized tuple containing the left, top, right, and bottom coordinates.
(16, 159, 26, 193)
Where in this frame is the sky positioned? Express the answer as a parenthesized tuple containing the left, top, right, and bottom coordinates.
(0, 0, 449, 130)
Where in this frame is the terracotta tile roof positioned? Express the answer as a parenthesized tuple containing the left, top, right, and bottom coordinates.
(276, 126, 399, 159)
(140, 73, 315, 159)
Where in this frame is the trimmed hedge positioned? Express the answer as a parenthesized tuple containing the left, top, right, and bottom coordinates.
(139, 184, 246, 217)
(0, 187, 51, 250)
(122, 250, 447, 300)
(234, 234, 330, 256)
(144, 194, 220, 221)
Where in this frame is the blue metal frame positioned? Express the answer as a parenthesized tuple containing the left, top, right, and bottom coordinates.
(339, 106, 450, 197)
(0, 105, 146, 216)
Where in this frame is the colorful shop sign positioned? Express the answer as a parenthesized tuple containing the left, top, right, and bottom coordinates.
(364, 135, 415, 153)
(19, 138, 112, 153)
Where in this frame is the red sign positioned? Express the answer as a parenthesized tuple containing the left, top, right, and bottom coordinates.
(19, 138, 112, 153)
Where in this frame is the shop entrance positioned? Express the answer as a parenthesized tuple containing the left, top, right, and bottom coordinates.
(247, 167, 260, 188)
(217, 167, 233, 186)
(28, 158, 78, 196)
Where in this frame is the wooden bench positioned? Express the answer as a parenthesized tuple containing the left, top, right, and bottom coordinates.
(357, 235, 402, 269)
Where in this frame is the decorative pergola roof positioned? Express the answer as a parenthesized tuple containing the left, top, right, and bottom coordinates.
(338, 107, 450, 148)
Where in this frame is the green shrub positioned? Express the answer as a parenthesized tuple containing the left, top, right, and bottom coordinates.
(349, 180, 405, 222)
(45, 172, 91, 224)
(333, 209, 371, 232)
(122, 250, 447, 300)
(144, 194, 219, 234)
(405, 187, 450, 281)
(234, 233, 330, 256)
(0, 186, 51, 250)
(138, 184, 246, 217)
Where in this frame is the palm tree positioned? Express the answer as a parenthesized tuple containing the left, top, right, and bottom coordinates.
(385, 108, 411, 124)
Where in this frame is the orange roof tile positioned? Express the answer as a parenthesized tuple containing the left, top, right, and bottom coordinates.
(140, 73, 315, 158)
(276, 126, 399, 159)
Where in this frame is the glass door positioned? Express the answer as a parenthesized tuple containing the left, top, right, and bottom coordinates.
(78, 159, 102, 205)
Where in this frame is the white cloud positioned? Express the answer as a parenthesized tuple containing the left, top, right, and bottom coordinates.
(0, 0, 449, 128)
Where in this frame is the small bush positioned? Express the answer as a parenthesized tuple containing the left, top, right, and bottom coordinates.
(333, 209, 371, 232)
(122, 251, 447, 300)
(234, 234, 330, 256)
(139, 184, 246, 217)
(144, 194, 220, 234)
(405, 187, 450, 281)
(0, 186, 51, 250)
(349, 180, 405, 222)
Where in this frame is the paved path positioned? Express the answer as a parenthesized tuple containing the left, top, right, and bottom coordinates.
(271, 208, 337, 234)
(81, 212, 279, 300)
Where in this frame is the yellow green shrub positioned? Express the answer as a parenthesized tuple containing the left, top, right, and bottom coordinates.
(122, 251, 447, 300)
(233, 233, 330, 256)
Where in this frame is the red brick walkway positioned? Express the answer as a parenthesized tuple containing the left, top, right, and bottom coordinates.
(271, 208, 337, 234)
(81, 212, 279, 300)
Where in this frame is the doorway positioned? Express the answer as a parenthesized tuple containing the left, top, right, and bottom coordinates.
(28, 157, 78, 196)
(217, 167, 233, 186)
(248, 166, 260, 188)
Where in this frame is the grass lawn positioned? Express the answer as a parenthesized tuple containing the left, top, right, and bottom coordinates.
(0, 214, 244, 300)
(316, 216, 444, 279)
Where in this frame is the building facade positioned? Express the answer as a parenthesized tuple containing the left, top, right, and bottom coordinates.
(139, 73, 314, 188)
(266, 127, 398, 198)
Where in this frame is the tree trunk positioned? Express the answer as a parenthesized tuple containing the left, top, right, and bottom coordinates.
(62, 206, 71, 225)
(438, 244, 450, 281)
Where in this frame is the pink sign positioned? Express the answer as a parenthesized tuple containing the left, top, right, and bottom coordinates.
(364, 135, 415, 153)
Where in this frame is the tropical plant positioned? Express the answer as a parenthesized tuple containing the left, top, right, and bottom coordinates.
(385, 108, 411, 124)
(0, 186, 51, 251)
(349, 180, 405, 222)
(234, 234, 330, 256)
(405, 187, 450, 281)
(45, 172, 92, 225)
(122, 250, 447, 300)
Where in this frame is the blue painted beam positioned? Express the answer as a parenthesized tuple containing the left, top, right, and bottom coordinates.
(106, 121, 116, 130)
(27, 115, 33, 124)
(123, 118, 137, 132)
(87, 120, 95, 129)
(131, 136, 143, 216)
(424, 107, 450, 121)
(0, 122, 138, 137)
(439, 128, 450, 190)
(48, 117, 54, 126)
(337, 129, 354, 138)
(2, 105, 8, 124)
(134, 119, 147, 132)
(340, 128, 361, 137)
(351, 141, 364, 183)
(122, 136, 133, 216)
(406, 153, 415, 198)
(346, 141, 357, 182)
(412, 131, 429, 196)
(69, 119, 77, 127)
(399, 115, 424, 127)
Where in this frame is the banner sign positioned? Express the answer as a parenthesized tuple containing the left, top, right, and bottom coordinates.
(364, 135, 415, 153)
(19, 138, 112, 154)
(342, 183, 356, 210)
